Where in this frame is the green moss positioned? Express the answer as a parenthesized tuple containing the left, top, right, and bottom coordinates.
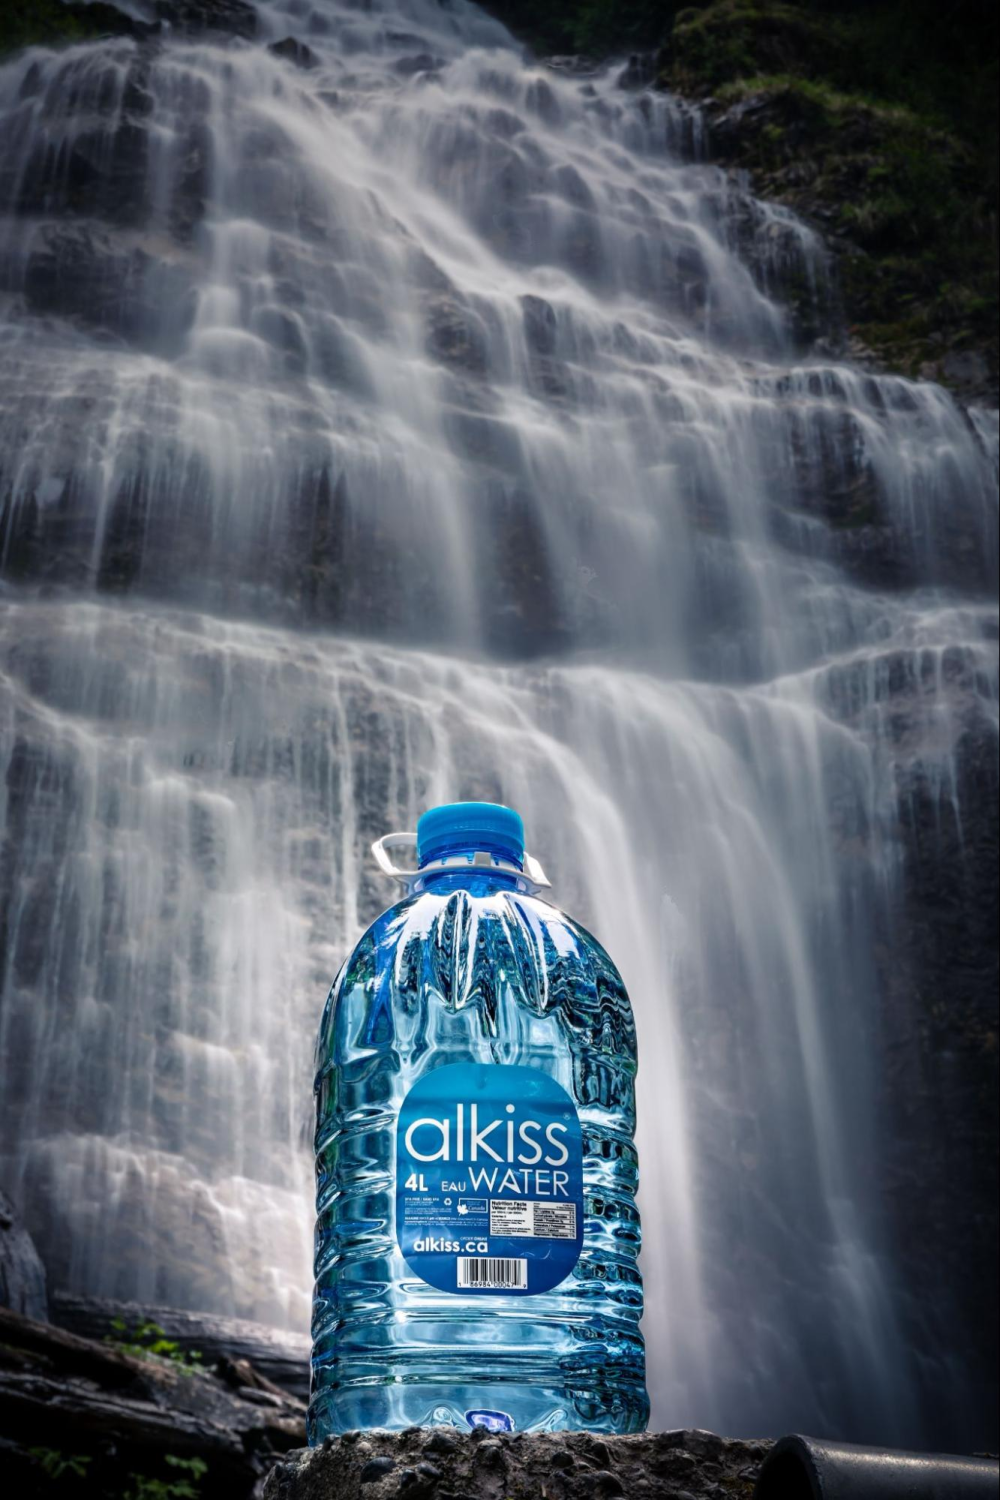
(668, 1, 839, 96)
(661, 1, 997, 153)
(484, 0, 995, 387)
(0, 0, 134, 58)
(675, 59, 994, 382)
(105, 1317, 204, 1374)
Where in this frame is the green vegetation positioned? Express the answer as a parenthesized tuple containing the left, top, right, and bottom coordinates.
(28, 1447, 206, 1497)
(125, 1455, 208, 1500)
(28, 1449, 93, 1482)
(0, 0, 134, 57)
(489, 0, 996, 161)
(704, 68, 993, 376)
(488, 0, 998, 390)
(105, 1317, 203, 1374)
(665, 1, 992, 133)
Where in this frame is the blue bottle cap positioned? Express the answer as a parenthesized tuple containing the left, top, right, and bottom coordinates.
(416, 801, 524, 869)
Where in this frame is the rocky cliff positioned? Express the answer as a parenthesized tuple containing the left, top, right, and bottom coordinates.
(486, 0, 998, 404)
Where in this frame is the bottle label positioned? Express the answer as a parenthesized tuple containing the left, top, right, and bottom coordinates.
(396, 1062, 584, 1296)
(466, 1409, 515, 1432)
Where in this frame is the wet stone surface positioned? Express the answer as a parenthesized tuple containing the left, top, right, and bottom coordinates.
(264, 1427, 772, 1500)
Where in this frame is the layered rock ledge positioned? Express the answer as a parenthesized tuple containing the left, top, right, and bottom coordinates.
(0, 1304, 306, 1496)
(264, 1427, 772, 1500)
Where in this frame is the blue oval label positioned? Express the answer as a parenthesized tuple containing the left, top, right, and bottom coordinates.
(466, 1409, 515, 1432)
(396, 1063, 584, 1296)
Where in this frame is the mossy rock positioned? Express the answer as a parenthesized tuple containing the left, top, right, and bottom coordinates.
(489, 0, 1000, 400)
(679, 65, 996, 397)
(665, 1, 843, 95)
(0, 0, 136, 56)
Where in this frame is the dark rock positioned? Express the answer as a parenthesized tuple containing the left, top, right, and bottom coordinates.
(424, 293, 490, 377)
(617, 54, 656, 91)
(690, 77, 997, 401)
(0, 1304, 305, 1498)
(4, 2, 144, 51)
(10, 0, 258, 49)
(472, 1437, 506, 1469)
(215, 1353, 299, 1400)
(397, 1463, 442, 1498)
(0, 49, 210, 242)
(0, 1190, 47, 1322)
(544, 56, 602, 78)
(584, 1473, 625, 1497)
(153, 0, 257, 39)
(359, 1455, 396, 1482)
(582, 1437, 611, 1466)
(422, 1430, 459, 1455)
(879, 712, 999, 1445)
(263, 1429, 772, 1499)
(817, 636, 1000, 1445)
(18, 221, 196, 350)
(521, 292, 558, 355)
(939, 349, 991, 390)
(50, 1291, 310, 1400)
(269, 36, 320, 70)
(394, 53, 444, 77)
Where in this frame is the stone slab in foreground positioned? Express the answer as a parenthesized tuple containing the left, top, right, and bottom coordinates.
(265, 1427, 772, 1500)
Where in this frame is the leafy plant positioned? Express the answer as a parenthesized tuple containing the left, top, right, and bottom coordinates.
(125, 1456, 208, 1500)
(105, 1318, 203, 1374)
(28, 1449, 92, 1481)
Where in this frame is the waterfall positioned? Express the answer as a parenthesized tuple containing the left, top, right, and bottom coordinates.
(0, 0, 996, 1447)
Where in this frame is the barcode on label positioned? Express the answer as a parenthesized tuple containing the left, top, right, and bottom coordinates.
(457, 1256, 527, 1290)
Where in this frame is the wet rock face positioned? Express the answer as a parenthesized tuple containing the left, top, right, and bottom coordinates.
(879, 710, 1000, 1445)
(0, 1190, 47, 1322)
(21, 222, 198, 347)
(154, 0, 258, 38)
(3, 10, 992, 662)
(697, 86, 996, 407)
(265, 1428, 772, 1500)
(762, 385, 997, 597)
(814, 631, 1000, 1446)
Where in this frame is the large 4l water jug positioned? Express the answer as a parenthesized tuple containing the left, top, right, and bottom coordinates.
(309, 802, 648, 1438)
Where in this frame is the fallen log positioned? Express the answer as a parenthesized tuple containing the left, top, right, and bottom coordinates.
(0, 1304, 306, 1497)
(50, 1290, 311, 1400)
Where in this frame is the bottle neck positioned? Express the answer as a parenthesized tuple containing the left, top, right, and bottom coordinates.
(416, 867, 524, 895)
(415, 841, 525, 894)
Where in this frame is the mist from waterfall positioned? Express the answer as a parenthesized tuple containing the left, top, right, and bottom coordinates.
(0, 0, 996, 1449)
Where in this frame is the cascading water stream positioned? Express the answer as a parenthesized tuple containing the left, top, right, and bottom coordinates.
(0, 0, 996, 1448)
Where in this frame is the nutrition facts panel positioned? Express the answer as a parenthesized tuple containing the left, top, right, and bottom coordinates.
(489, 1199, 577, 1240)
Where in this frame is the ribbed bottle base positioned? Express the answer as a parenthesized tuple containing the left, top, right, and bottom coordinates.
(308, 1376, 649, 1439)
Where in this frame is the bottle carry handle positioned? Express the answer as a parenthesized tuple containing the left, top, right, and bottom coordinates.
(371, 832, 552, 896)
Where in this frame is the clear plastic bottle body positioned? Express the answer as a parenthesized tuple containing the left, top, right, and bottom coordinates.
(308, 864, 648, 1438)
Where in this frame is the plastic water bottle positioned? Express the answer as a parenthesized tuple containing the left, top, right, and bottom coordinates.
(309, 802, 648, 1438)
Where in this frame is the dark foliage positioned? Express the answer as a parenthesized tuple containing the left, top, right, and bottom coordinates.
(0, 0, 137, 55)
(488, 0, 998, 391)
